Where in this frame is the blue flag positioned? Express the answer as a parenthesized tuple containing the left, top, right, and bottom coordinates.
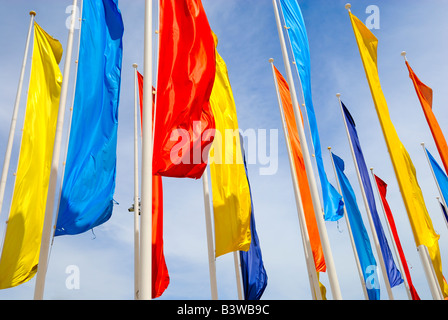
(239, 135, 268, 300)
(279, 0, 344, 221)
(426, 148, 448, 207)
(55, 0, 124, 236)
(332, 153, 380, 300)
(341, 102, 403, 287)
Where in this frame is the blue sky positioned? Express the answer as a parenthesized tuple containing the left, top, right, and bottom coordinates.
(0, 0, 447, 300)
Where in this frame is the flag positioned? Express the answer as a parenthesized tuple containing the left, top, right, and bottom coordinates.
(55, 0, 124, 236)
(332, 153, 380, 300)
(0, 22, 62, 289)
(374, 175, 421, 300)
(341, 102, 403, 287)
(137, 72, 169, 298)
(279, 0, 344, 221)
(440, 202, 448, 226)
(153, 0, 216, 179)
(209, 33, 251, 257)
(349, 10, 448, 298)
(426, 148, 448, 207)
(273, 66, 326, 273)
(239, 134, 268, 301)
(406, 61, 448, 175)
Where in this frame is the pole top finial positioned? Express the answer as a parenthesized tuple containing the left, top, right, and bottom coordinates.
(370, 167, 374, 171)
(269, 58, 274, 64)
(421, 142, 425, 146)
(30, 11, 36, 16)
(345, 3, 351, 11)
(328, 146, 332, 150)
(401, 51, 408, 61)
(132, 63, 138, 69)
(336, 93, 341, 98)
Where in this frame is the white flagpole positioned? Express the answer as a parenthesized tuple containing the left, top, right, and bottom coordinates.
(269, 58, 322, 300)
(233, 252, 243, 300)
(132, 63, 141, 300)
(421, 142, 447, 208)
(0, 11, 36, 225)
(335, 93, 394, 300)
(140, 0, 154, 301)
(369, 167, 412, 300)
(34, 0, 78, 300)
(273, 0, 342, 300)
(201, 167, 218, 300)
(327, 147, 369, 300)
(417, 244, 444, 300)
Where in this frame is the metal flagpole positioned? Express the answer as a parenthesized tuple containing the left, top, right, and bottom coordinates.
(273, 0, 342, 300)
(233, 252, 243, 300)
(335, 93, 394, 300)
(370, 167, 412, 300)
(132, 63, 141, 300)
(269, 58, 322, 300)
(417, 244, 444, 300)
(202, 167, 218, 300)
(328, 147, 369, 300)
(421, 142, 447, 208)
(140, 0, 154, 300)
(0, 11, 36, 226)
(34, 0, 78, 300)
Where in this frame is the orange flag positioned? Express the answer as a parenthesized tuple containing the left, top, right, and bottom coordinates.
(406, 61, 448, 174)
(274, 66, 326, 273)
(138, 72, 170, 299)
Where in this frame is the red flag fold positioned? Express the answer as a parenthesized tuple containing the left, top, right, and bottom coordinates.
(153, 0, 216, 179)
(374, 174, 420, 300)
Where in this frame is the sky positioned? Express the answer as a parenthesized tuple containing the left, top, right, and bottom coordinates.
(0, 0, 447, 300)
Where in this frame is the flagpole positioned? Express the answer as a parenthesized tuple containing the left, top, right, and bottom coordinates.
(421, 142, 447, 208)
(34, 0, 78, 300)
(140, 0, 154, 301)
(336, 93, 394, 300)
(417, 244, 444, 300)
(233, 252, 243, 300)
(269, 58, 322, 300)
(328, 147, 369, 300)
(273, 0, 342, 300)
(370, 167, 412, 300)
(201, 167, 218, 300)
(0, 11, 35, 227)
(132, 63, 141, 300)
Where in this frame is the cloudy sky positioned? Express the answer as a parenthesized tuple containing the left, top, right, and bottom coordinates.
(0, 0, 447, 300)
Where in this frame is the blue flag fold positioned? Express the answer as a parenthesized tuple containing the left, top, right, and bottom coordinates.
(56, 0, 124, 236)
(332, 153, 380, 300)
(341, 102, 403, 288)
(279, 0, 344, 221)
(239, 135, 268, 300)
(426, 148, 448, 207)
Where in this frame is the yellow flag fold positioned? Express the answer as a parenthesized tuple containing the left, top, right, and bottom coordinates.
(209, 34, 251, 258)
(0, 22, 62, 289)
(349, 11, 448, 298)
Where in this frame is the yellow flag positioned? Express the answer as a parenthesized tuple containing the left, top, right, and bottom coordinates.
(0, 23, 62, 289)
(349, 12, 448, 298)
(209, 34, 251, 258)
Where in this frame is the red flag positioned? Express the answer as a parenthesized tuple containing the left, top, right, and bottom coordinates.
(406, 61, 448, 175)
(153, 0, 216, 179)
(138, 72, 170, 299)
(374, 175, 420, 300)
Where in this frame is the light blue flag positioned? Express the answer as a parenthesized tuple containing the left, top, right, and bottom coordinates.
(279, 0, 344, 221)
(332, 153, 380, 300)
(427, 148, 448, 207)
(55, 0, 124, 236)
